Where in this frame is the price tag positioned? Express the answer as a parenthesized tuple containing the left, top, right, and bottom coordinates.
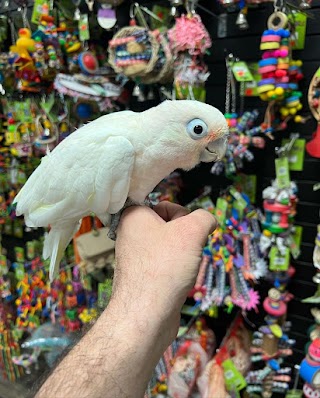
(222, 359, 247, 391)
(275, 157, 291, 188)
(269, 246, 290, 271)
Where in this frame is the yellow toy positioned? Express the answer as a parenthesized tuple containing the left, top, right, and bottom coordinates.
(11, 28, 36, 61)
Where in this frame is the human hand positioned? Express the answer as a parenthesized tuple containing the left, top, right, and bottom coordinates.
(111, 202, 217, 353)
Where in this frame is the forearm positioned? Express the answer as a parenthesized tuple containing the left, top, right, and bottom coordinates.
(36, 298, 168, 398)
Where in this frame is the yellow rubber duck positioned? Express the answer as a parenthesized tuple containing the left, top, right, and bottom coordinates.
(12, 28, 36, 60)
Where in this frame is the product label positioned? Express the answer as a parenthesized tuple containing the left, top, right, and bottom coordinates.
(291, 225, 303, 258)
(14, 262, 25, 281)
(244, 63, 261, 97)
(13, 220, 23, 238)
(230, 187, 248, 210)
(0, 255, 8, 276)
(14, 100, 33, 123)
(199, 196, 215, 214)
(269, 246, 290, 271)
(233, 201, 244, 220)
(275, 157, 291, 188)
(79, 14, 90, 41)
(98, 279, 112, 309)
(235, 174, 257, 203)
(150, 5, 170, 29)
(222, 359, 247, 391)
(14, 246, 25, 263)
(181, 305, 200, 316)
(285, 390, 303, 398)
(289, 11, 307, 50)
(215, 198, 228, 225)
(26, 241, 36, 260)
(232, 62, 254, 82)
(282, 138, 306, 171)
(40, 94, 55, 117)
(31, 0, 49, 25)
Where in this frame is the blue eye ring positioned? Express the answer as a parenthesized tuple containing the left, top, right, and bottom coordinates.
(187, 119, 208, 140)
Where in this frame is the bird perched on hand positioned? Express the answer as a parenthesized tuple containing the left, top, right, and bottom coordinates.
(14, 100, 228, 281)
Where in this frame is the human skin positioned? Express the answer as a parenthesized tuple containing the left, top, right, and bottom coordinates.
(35, 202, 217, 398)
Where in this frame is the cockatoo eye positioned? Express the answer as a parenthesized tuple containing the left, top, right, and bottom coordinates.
(186, 119, 208, 140)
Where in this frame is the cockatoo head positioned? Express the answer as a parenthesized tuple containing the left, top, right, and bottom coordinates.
(144, 100, 229, 170)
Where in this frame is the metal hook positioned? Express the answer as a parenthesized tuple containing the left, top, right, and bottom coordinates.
(132, 3, 148, 28)
(139, 5, 163, 22)
(275, 133, 299, 157)
(274, 0, 285, 12)
(129, 2, 136, 19)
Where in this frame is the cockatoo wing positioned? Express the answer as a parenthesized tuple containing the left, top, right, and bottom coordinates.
(15, 135, 135, 227)
(90, 135, 135, 216)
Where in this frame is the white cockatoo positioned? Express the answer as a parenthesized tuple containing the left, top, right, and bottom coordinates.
(14, 100, 228, 280)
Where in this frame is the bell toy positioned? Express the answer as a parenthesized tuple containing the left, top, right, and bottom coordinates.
(236, 11, 249, 30)
(299, 0, 311, 9)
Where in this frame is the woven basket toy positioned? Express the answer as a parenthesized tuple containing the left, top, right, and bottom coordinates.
(140, 32, 174, 84)
(108, 26, 160, 78)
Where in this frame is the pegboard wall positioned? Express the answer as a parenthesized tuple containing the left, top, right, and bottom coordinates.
(1, 0, 320, 369)
(196, 0, 320, 365)
(128, 0, 320, 366)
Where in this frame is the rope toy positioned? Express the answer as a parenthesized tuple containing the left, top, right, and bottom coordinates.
(108, 26, 160, 78)
(168, 13, 212, 55)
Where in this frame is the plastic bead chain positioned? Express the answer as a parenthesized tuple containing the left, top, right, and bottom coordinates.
(211, 110, 266, 177)
(258, 9, 305, 135)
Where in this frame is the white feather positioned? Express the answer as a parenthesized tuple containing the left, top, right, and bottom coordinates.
(14, 100, 228, 281)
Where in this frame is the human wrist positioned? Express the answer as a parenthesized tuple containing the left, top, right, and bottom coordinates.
(106, 291, 179, 357)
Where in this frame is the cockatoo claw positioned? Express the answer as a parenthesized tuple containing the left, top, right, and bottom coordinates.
(108, 212, 121, 241)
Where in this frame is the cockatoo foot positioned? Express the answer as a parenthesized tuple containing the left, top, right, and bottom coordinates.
(107, 198, 140, 240)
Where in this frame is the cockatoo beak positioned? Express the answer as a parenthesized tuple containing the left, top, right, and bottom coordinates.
(199, 133, 229, 163)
